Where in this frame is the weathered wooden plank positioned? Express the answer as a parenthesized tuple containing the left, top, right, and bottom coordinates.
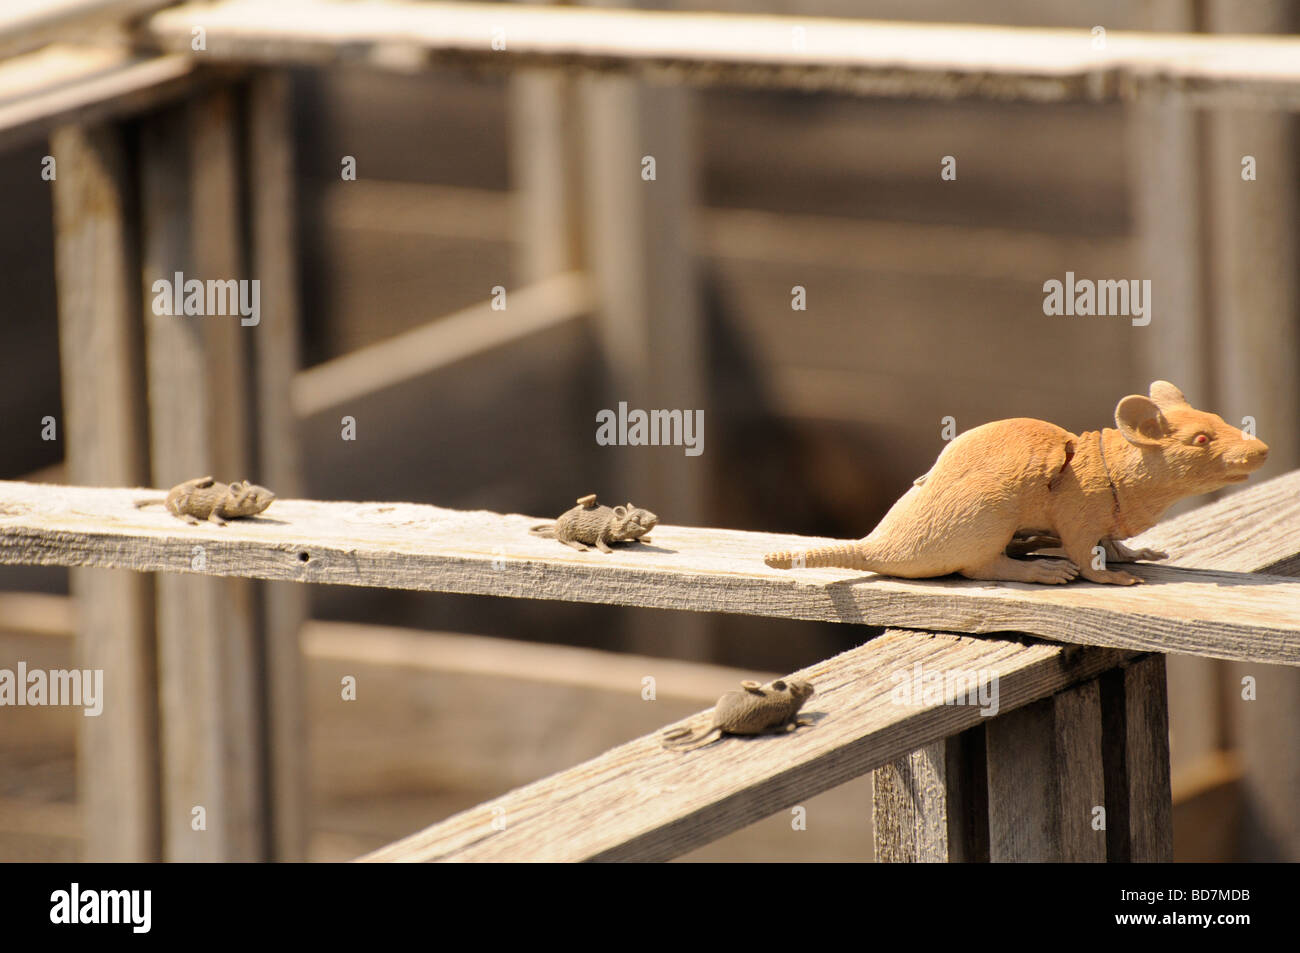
(0, 45, 193, 153)
(1101, 655, 1174, 861)
(1129, 469, 1300, 576)
(578, 11, 708, 658)
(139, 97, 264, 862)
(290, 271, 593, 417)
(1, 475, 1299, 665)
(50, 121, 159, 863)
(0, 0, 173, 60)
(986, 678, 1107, 862)
(872, 739, 973, 862)
(363, 630, 1129, 862)
(1203, 0, 1300, 863)
(141, 1, 1300, 106)
(246, 69, 307, 863)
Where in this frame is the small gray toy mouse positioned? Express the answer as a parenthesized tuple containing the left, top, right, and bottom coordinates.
(662, 677, 816, 751)
(529, 493, 659, 553)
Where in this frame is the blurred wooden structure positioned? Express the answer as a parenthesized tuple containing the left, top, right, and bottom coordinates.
(1, 0, 1298, 861)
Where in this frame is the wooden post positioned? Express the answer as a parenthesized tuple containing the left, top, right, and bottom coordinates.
(1204, 0, 1300, 863)
(985, 679, 1108, 862)
(51, 121, 160, 862)
(1097, 656, 1174, 861)
(873, 728, 987, 862)
(245, 70, 308, 862)
(577, 1, 709, 659)
(139, 94, 265, 861)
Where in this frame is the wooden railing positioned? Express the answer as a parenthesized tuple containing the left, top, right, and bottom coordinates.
(2, 469, 1298, 861)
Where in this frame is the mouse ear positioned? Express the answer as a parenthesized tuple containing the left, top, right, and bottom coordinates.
(613, 506, 627, 517)
(1115, 395, 1168, 447)
(1149, 381, 1189, 409)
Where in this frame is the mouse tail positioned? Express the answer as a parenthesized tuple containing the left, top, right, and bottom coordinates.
(662, 728, 723, 752)
(764, 541, 876, 571)
(529, 524, 556, 538)
(133, 498, 164, 509)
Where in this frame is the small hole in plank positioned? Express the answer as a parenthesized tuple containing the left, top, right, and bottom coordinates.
(298, 551, 310, 563)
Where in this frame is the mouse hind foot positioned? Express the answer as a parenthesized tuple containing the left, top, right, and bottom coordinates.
(960, 554, 1078, 585)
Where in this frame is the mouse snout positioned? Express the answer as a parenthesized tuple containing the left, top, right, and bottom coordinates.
(642, 511, 659, 530)
(1240, 437, 1269, 468)
(1223, 435, 1269, 474)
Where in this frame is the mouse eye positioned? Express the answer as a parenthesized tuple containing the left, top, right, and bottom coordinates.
(1194, 433, 1210, 445)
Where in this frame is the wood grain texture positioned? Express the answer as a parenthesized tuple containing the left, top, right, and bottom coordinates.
(987, 678, 1107, 862)
(141, 1, 1300, 105)
(0, 44, 193, 153)
(1118, 656, 1174, 861)
(872, 741, 951, 862)
(1, 473, 1299, 664)
(363, 630, 1129, 861)
(246, 70, 308, 862)
(139, 99, 263, 862)
(50, 121, 159, 863)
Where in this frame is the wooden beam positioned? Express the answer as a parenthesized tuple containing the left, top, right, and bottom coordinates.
(872, 731, 987, 863)
(0, 1, 174, 60)
(141, 1, 1300, 106)
(363, 630, 1129, 862)
(1, 474, 1299, 665)
(577, 5, 708, 658)
(0, 44, 193, 153)
(1204, 1, 1300, 864)
(50, 120, 159, 863)
(138, 97, 264, 862)
(246, 69, 308, 862)
(290, 271, 594, 417)
(986, 678, 1108, 861)
(1100, 655, 1174, 861)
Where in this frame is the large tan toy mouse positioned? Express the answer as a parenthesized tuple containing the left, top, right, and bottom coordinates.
(764, 381, 1269, 586)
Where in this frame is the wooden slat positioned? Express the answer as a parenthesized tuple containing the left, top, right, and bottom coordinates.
(246, 69, 307, 862)
(363, 630, 1129, 861)
(872, 735, 987, 863)
(140, 1, 1300, 106)
(1204, 0, 1300, 864)
(139, 98, 264, 862)
(1100, 656, 1174, 861)
(578, 13, 708, 658)
(50, 120, 159, 863)
(2, 473, 1300, 665)
(0, 44, 193, 153)
(985, 678, 1108, 862)
(0, 0, 173, 60)
(290, 271, 594, 417)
